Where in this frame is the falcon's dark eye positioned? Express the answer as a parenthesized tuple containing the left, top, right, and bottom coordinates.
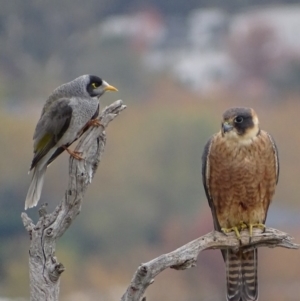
(234, 116, 243, 123)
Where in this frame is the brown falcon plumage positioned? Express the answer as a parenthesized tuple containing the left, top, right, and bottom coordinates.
(202, 107, 279, 301)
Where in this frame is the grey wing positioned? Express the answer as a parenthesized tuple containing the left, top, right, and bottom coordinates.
(30, 98, 73, 169)
(266, 132, 279, 184)
(46, 103, 100, 167)
(201, 136, 221, 231)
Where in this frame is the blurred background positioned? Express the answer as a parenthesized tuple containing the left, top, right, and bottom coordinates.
(1, 0, 300, 300)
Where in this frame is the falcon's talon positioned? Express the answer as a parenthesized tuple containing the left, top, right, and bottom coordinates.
(221, 226, 241, 240)
(249, 223, 266, 238)
(239, 221, 248, 230)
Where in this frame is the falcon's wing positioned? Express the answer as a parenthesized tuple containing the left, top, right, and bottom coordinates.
(201, 135, 221, 231)
(30, 98, 73, 169)
(259, 132, 280, 224)
(266, 132, 280, 184)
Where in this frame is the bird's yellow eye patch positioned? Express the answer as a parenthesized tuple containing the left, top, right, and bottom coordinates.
(92, 82, 100, 89)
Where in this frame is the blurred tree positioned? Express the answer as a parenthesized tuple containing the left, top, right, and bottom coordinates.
(228, 21, 278, 80)
(269, 56, 300, 95)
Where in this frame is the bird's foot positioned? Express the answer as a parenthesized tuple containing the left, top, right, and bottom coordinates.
(222, 222, 265, 243)
(221, 221, 248, 241)
(63, 147, 84, 160)
(87, 118, 103, 128)
(71, 151, 84, 160)
(239, 221, 248, 230)
(249, 223, 265, 238)
(221, 226, 241, 240)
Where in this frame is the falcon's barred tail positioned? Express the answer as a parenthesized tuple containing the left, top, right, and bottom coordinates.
(25, 165, 47, 210)
(225, 249, 258, 301)
(241, 249, 258, 301)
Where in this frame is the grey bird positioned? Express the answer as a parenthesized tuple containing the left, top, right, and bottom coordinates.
(25, 75, 118, 209)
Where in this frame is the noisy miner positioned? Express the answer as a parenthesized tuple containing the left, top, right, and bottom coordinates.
(25, 75, 118, 210)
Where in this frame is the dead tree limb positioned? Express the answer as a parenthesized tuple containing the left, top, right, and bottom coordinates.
(21, 99, 126, 301)
(121, 227, 299, 301)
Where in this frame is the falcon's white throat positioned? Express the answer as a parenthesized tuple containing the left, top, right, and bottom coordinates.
(224, 116, 260, 146)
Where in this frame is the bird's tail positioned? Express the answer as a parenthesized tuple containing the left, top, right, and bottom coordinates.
(225, 248, 258, 301)
(25, 165, 47, 210)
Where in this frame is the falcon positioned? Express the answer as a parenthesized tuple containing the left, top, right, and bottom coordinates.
(25, 75, 118, 210)
(202, 107, 279, 301)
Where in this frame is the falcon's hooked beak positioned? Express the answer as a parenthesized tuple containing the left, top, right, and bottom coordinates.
(103, 81, 118, 92)
(222, 122, 233, 133)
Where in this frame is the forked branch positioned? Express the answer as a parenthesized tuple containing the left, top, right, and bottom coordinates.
(121, 227, 299, 301)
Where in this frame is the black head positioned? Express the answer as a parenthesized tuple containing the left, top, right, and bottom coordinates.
(86, 75, 117, 97)
(87, 75, 103, 97)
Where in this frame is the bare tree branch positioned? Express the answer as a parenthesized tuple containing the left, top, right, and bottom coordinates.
(21, 99, 126, 301)
(121, 228, 299, 301)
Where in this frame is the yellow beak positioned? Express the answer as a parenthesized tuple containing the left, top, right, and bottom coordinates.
(104, 84, 118, 92)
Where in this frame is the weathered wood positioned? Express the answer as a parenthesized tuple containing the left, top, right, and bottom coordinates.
(21, 99, 126, 301)
(121, 227, 299, 301)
